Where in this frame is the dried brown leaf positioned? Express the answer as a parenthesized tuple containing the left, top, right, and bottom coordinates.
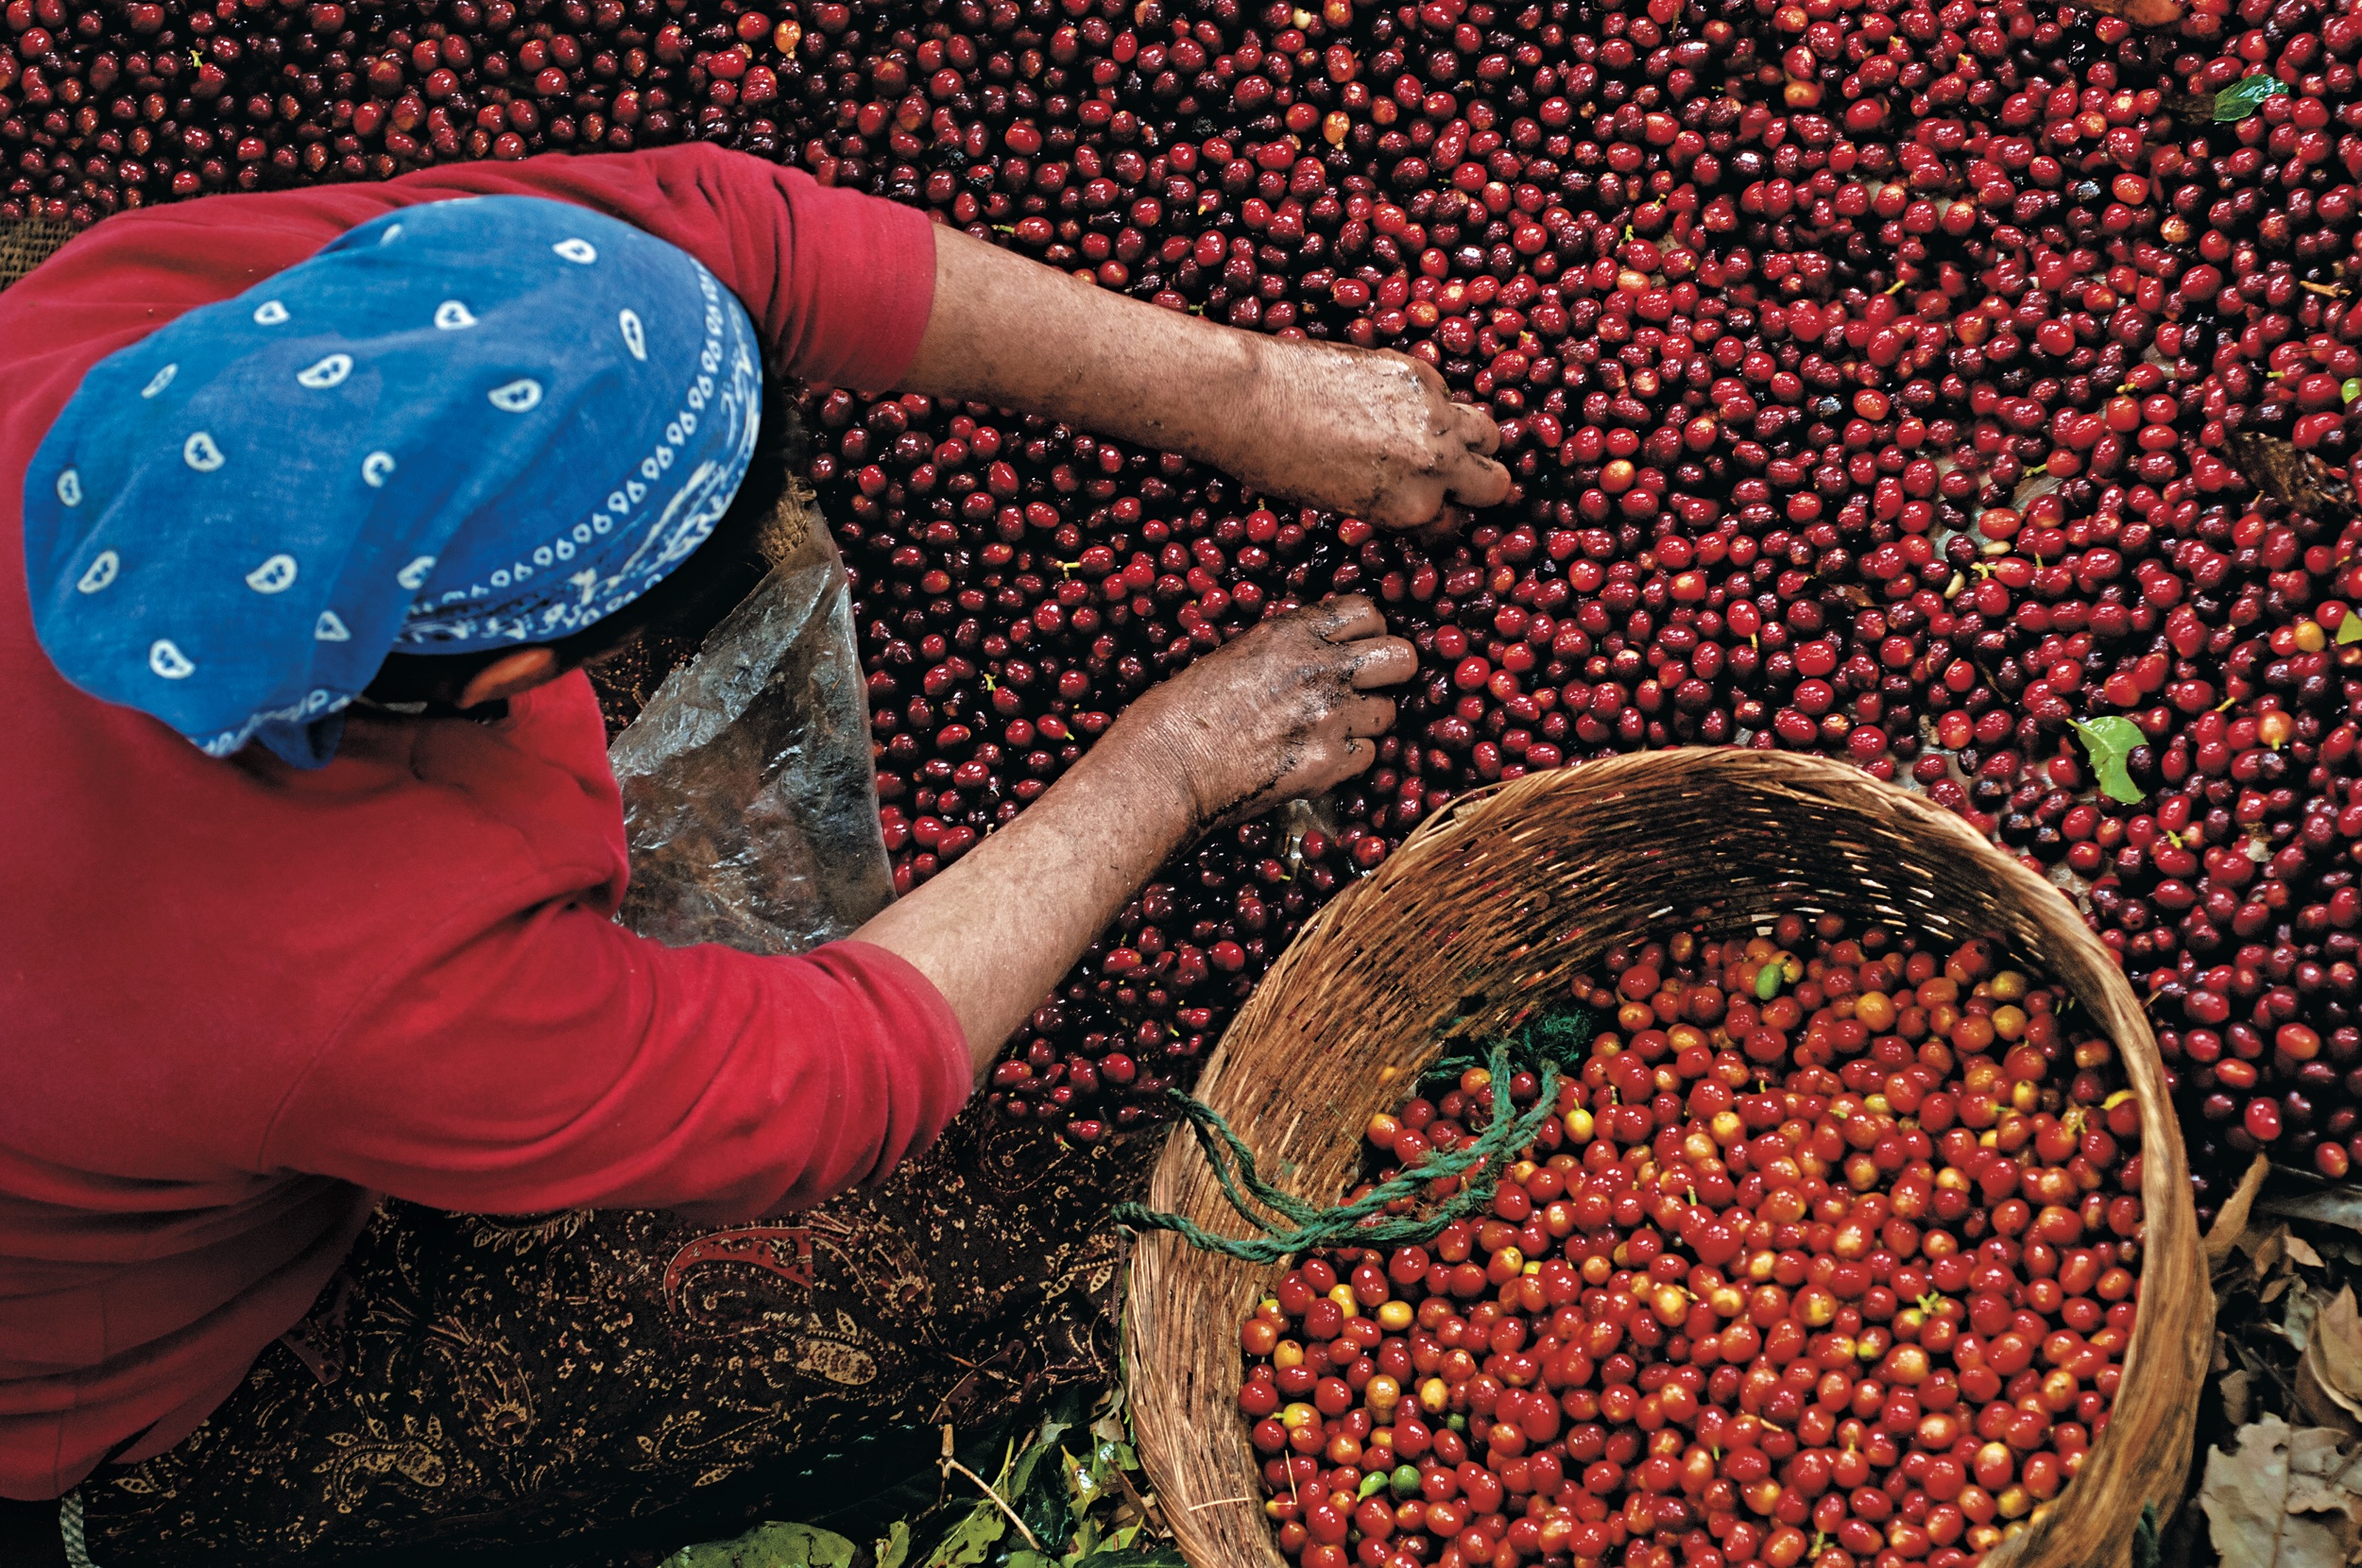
(2200, 1416, 2362, 1568)
(2210, 1153, 2273, 1270)
(2298, 1360, 2362, 1440)
(2291, 1276, 2330, 1354)
(2226, 431, 2360, 526)
(2221, 1369, 2255, 1429)
(2257, 1225, 2292, 1277)
(2267, 1189, 2362, 1234)
(2158, 86, 2217, 125)
(2291, 1235, 2328, 1270)
(2298, 1290, 2362, 1438)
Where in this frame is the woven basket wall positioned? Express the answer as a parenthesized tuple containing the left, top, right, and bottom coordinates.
(0, 219, 72, 292)
(1123, 749, 2209, 1568)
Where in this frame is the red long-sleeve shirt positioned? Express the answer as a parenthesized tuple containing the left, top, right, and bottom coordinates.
(0, 147, 969, 1501)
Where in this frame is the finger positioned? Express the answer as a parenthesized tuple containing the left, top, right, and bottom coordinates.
(1345, 636, 1418, 690)
(1446, 450, 1516, 509)
(1309, 593, 1385, 643)
(1275, 735, 1378, 807)
(1371, 477, 1449, 535)
(1414, 504, 1470, 546)
(1340, 693, 1398, 739)
(1451, 400, 1503, 457)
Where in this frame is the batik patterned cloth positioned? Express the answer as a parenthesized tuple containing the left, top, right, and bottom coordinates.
(74, 1114, 1150, 1567)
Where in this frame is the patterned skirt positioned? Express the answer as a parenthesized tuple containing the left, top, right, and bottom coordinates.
(72, 1115, 1147, 1567)
(43, 485, 1158, 1565)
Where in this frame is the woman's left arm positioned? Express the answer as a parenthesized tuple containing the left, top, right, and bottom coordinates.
(898, 225, 1514, 536)
(231, 147, 1514, 536)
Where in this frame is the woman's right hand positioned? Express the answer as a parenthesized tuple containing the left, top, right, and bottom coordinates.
(1110, 595, 1415, 830)
(851, 594, 1413, 1065)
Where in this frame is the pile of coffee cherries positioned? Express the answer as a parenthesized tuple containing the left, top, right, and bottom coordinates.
(11, 0, 2362, 1175)
(791, 0, 2362, 1174)
(1235, 914, 2144, 1568)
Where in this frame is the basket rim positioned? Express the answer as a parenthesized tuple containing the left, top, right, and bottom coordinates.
(1121, 748, 2209, 1568)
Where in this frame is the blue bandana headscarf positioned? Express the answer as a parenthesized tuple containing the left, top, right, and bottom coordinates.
(21, 195, 763, 768)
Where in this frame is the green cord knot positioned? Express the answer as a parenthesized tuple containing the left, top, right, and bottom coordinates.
(1109, 1007, 1597, 1264)
(1426, 1006, 1599, 1083)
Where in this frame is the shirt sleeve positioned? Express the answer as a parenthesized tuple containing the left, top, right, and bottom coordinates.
(368, 145, 942, 390)
(260, 913, 972, 1221)
(2, 145, 938, 392)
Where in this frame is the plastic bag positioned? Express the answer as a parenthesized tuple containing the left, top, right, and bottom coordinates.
(599, 479, 1141, 1418)
(608, 488, 893, 953)
(601, 484, 1138, 1485)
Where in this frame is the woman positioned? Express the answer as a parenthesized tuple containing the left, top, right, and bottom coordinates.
(0, 143, 1508, 1562)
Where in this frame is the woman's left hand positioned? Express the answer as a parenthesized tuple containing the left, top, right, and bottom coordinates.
(1215, 339, 1515, 537)
(900, 228, 1515, 541)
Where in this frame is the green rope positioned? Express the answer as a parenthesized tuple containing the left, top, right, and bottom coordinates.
(1428, 1007, 1598, 1082)
(1109, 1008, 1597, 1264)
(2131, 1501, 2160, 1568)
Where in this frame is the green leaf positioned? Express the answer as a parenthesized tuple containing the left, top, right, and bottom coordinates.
(879, 1522, 913, 1568)
(1013, 1427, 1074, 1551)
(1068, 1454, 1105, 1511)
(2339, 613, 2362, 645)
(662, 1524, 861, 1568)
(2071, 717, 2148, 806)
(1066, 1548, 1185, 1568)
(2215, 74, 2288, 120)
(920, 1503, 1009, 1568)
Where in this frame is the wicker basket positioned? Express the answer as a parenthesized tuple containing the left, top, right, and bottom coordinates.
(0, 218, 72, 292)
(1123, 749, 2210, 1568)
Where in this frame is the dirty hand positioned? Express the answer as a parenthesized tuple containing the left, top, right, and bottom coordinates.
(1217, 340, 1515, 536)
(1114, 595, 1414, 828)
(902, 230, 1510, 539)
(852, 596, 1409, 1061)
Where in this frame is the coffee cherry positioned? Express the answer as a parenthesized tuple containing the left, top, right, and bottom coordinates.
(22, 0, 2358, 1154)
(1238, 920, 2142, 1568)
